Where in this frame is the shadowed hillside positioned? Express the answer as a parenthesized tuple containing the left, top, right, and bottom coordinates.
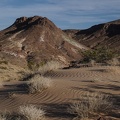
(63, 19, 120, 52)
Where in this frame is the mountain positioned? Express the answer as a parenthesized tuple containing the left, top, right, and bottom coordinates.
(0, 16, 87, 69)
(63, 19, 120, 52)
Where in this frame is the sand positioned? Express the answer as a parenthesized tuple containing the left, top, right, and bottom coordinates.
(0, 66, 120, 120)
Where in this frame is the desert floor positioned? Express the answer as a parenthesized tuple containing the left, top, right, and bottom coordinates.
(0, 66, 120, 120)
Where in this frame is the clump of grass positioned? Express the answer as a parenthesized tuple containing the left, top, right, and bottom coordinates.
(68, 92, 113, 120)
(7, 92, 16, 98)
(0, 60, 8, 65)
(90, 78, 102, 83)
(0, 80, 4, 88)
(6, 112, 27, 120)
(19, 105, 45, 120)
(104, 66, 120, 74)
(27, 74, 52, 93)
(20, 71, 35, 81)
(38, 61, 63, 75)
(0, 111, 11, 120)
(0, 67, 7, 70)
(0, 114, 6, 120)
(107, 58, 120, 66)
(89, 60, 96, 67)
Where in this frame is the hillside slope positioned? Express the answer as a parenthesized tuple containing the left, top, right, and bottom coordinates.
(63, 19, 120, 52)
(0, 16, 87, 68)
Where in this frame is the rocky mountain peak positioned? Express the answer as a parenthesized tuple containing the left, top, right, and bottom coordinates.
(13, 16, 56, 30)
(14, 17, 28, 24)
(0, 16, 86, 68)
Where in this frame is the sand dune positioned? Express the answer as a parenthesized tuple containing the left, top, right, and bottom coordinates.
(0, 66, 120, 120)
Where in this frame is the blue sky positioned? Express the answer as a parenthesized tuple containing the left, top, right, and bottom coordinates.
(0, 0, 120, 30)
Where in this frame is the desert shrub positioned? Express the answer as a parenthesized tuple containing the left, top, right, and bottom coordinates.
(0, 60, 8, 65)
(0, 111, 28, 120)
(39, 61, 47, 67)
(104, 66, 120, 74)
(89, 60, 96, 67)
(68, 92, 113, 120)
(27, 56, 62, 72)
(0, 111, 12, 120)
(27, 74, 52, 93)
(0, 114, 6, 120)
(20, 70, 36, 81)
(107, 58, 120, 66)
(82, 47, 116, 63)
(0, 81, 3, 88)
(19, 105, 45, 120)
(38, 61, 63, 75)
(0, 67, 7, 70)
(7, 113, 27, 120)
(27, 55, 41, 71)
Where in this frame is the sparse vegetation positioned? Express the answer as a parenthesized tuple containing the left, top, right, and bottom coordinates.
(0, 60, 8, 65)
(104, 66, 120, 74)
(19, 105, 45, 120)
(0, 105, 45, 120)
(0, 67, 7, 70)
(89, 60, 96, 67)
(107, 58, 120, 66)
(39, 61, 47, 67)
(27, 60, 47, 71)
(38, 60, 63, 75)
(27, 55, 40, 71)
(0, 111, 11, 120)
(7, 92, 16, 98)
(68, 92, 113, 120)
(0, 81, 3, 88)
(27, 56, 63, 73)
(0, 114, 6, 120)
(27, 74, 52, 93)
(82, 47, 116, 63)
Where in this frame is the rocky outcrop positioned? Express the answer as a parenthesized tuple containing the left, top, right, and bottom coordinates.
(63, 19, 120, 52)
(0, 16, 87, 68)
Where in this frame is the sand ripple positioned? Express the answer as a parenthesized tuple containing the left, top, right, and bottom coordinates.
(0, 66, 120, 120)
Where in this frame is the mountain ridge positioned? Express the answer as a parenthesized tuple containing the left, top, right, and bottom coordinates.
(63, 19, 120, 52)
(0, 16, 87, 68)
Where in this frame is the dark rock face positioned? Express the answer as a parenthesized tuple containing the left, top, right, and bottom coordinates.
(15, 17, 28, 24)
(0, 16, 86, 68)
(13, 16, 57, 30)
(106, 24, 120, 37)
(63, 19, 120, 52)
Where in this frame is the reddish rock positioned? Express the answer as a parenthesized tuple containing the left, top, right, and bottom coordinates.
(63, 19, 120, 53)
(0, 16, 87, 68)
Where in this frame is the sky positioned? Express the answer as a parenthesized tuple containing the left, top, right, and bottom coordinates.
(0, 0, 120, 30)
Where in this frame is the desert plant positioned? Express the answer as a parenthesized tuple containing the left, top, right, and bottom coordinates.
(27, 74, 52, 93)
(0, 81, 3, 88)
(19, 105, 45, 120)
(0, 60, 8, 65)
(0, 114, 6, 120)
(38, 60, 63, 75)
(7, 92, 16, 98)
(104, 66, 120, 74)
(0, 111, 11, 120)
(89, 60, 96, 67)
(68, 92, 113, 120)
(27, 55, 40, 71)
(82, 47, 116, 63)
(0, 111, 28, 120)
(107, 58, 120, 66)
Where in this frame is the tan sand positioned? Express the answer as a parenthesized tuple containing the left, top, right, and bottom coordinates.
(0, 66, 120, 120)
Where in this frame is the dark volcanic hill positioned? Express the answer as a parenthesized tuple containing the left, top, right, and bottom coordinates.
(0, 16, 87, 68)
(63, 19, 120, 52)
